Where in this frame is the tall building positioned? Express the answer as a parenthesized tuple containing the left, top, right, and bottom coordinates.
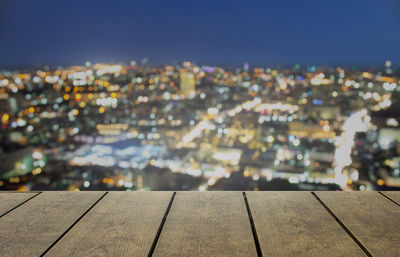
(180, 71, 195, 97)
(244, 62, 249, 72)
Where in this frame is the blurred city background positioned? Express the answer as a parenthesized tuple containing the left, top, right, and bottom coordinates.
(0, 0, 399, 191)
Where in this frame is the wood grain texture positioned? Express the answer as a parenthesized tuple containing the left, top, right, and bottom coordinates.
(0, 192, 38, 217)
(0, 191, 104, 257)
(45, 191, 172, 257)
(316, 191, 400, 257)
(380, 191, 400, 205)
(246, 191, 365, 257)
(152, 191, 257, 257)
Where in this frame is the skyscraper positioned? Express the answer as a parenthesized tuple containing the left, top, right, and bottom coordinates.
(244, 62, 249, 72)
(180, 71, 196, 97)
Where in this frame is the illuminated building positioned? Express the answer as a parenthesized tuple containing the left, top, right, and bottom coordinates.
(180, 71, 195, 97)
(0, 61, 399, 191)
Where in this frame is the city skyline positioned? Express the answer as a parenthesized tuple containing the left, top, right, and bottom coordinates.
(1, 62, 399, 191)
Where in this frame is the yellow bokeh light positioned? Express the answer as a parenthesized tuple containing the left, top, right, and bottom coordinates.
(2, 113, 10, 122)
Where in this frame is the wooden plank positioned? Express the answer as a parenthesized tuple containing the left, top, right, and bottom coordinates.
(152, 192, 257, 257)
(0, 191, 104, 257)
(246, 192, 365, 257)
(380, 191, 400, 205)
(45, 192, 172, 257)
(0, 192, 38, 217)
(316, 191, 400, 257)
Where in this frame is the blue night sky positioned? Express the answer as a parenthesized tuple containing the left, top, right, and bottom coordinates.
(0, 0, 399, 67)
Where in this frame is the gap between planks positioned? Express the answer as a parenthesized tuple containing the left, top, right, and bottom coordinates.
(242, 192, 263, 257)
(311, 192, 372, 257)
(40, 192, 108, 256)
(0, 192, 42, 218)
(378, 191, 400, 207)
(147, 192, 176, 257)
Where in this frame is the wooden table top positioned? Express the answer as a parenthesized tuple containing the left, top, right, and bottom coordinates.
(0, 191, 399, 257)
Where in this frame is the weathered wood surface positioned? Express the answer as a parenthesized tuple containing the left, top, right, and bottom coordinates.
(380, 191, 400, 205)
(152, 192, 258, 257)
(316, 191, 400, 257)
(246, 192, 365, 257)
(0, 191, 104, 257)
(0, 192, 38, 217)
(0, 191, 399, 257)
(45, 192, 172, 257)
